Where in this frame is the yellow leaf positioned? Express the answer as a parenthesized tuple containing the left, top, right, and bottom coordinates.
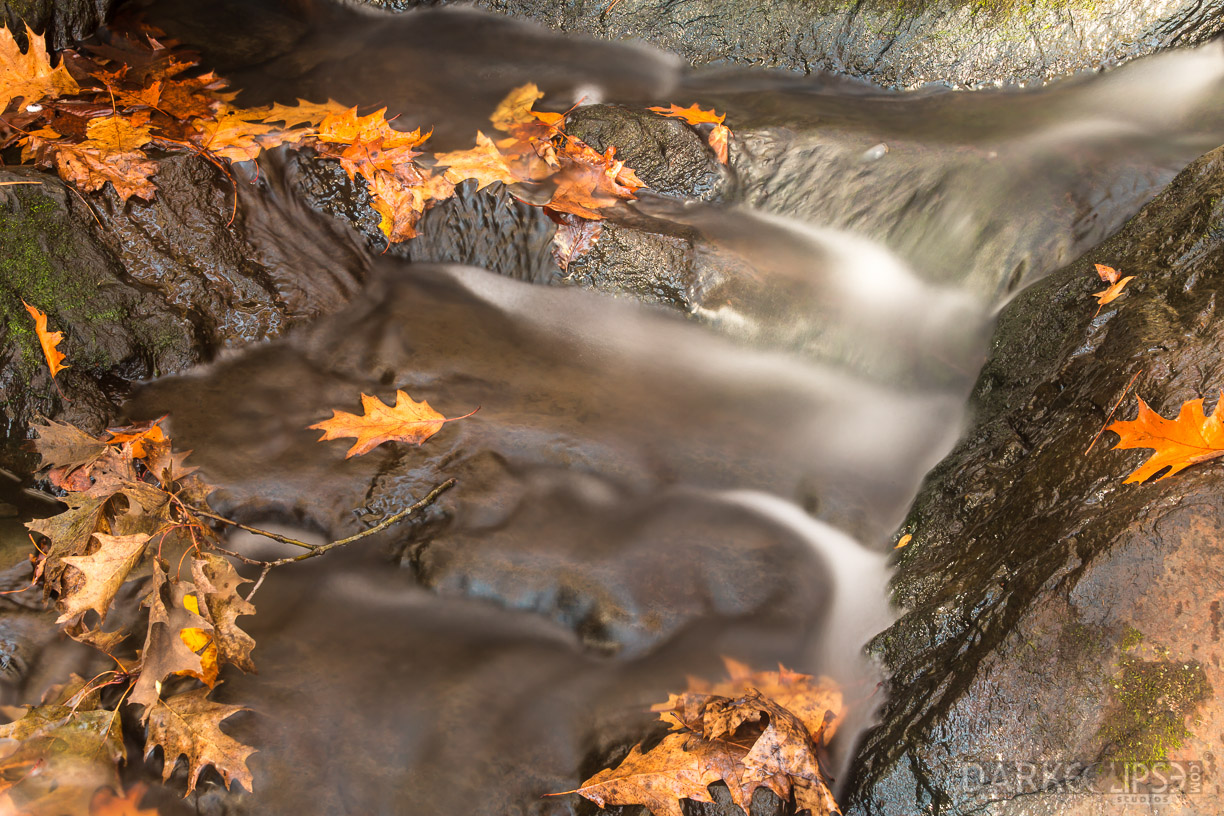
(434, 131, 518, 189)
(490, 83, 545, 131)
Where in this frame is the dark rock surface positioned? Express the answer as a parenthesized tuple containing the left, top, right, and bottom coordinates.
(284, 104, 726, 306)
(353, 0, 1224, 90)
(845, 145, 1224, 813)
(0, 153, 368, 471)
(1, 0, 113, 47)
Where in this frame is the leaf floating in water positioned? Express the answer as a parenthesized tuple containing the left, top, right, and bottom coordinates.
(1108, 392, 1224, 483)
(310, 389, 478, 458)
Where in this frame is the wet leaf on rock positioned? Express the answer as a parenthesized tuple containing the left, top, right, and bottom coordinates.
(1108, 392, 1224, 483)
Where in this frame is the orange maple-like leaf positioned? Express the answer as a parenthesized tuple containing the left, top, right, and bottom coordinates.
(649, 103, 730, 163)
(708, 123, 730, 164)
(0, 24, 80, 113)
(22, 300, 68, 377)
(1095, 263, 1121, 284)
(1108, 393, 1224, 483)
(648, 103, 725, 126)
(1092, 264, 1135, 316)
(90, 783, 158, 816)
(309, 390, 477, 458)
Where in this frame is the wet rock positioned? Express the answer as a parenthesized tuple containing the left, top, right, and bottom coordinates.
(0, 154, 367, 471)
(283, 105, 724, 306)
(845, 145, 1224, 813)
(384, 0, 1224, 90)
(565, 104, 729, 202)
(1, 0, 113, 48)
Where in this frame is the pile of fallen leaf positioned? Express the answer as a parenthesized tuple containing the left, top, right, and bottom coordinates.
(0, 21, 731, 271)
(558, 658, 844, 816)
(1, 308, 469, 813)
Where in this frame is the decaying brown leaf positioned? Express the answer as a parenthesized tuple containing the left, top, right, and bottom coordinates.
(22, 300, 69, 377)
(57, 532, 151, 624)
(310, 389, 476, 458)
(1108, 392, 1224, 483)
(145, 686, 255, 794)
(551, 213, 602, 274)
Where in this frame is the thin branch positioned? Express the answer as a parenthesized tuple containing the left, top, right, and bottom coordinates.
(186, 505, 318, 550)
(243, 478, 455, 600)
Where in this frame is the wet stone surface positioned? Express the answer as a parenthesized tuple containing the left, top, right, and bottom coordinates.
(846, 145, 1224, 814)
(393, 0, 1224, 90)
(0, 153, 369, 471)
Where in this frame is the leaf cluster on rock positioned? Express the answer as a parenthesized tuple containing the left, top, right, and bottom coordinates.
(561, 658, 844, 816)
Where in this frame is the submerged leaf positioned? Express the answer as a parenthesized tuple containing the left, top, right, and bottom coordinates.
(145, 686, 255, 794)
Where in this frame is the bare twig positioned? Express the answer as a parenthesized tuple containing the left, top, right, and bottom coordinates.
(243, 478, 455, 600)
(186, 506, 318, 550)
(1084, 369, 1142, 455)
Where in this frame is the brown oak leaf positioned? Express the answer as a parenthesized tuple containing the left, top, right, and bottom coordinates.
(190, 553, 256, 673)
(0, 704, 125, 816)
(551, 212, 602, 273)
(129, 563, 216, 709)
(144, 686, 255, 794)
(56, 532, 151, 624)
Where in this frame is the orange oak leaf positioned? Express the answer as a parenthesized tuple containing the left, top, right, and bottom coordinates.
(316, 106, 430, 150)
(434, 131, 518, 189)
(490, 83, 546, 131)
(649, 103, 730, 163)
(666, 657, 845, 744)
(558, 661, 843, 816)
(1093, 272, 1135, 315)
(648, 103, 725, 126)
(0, 24, 80, 113)
(1095, 263, 1121, 284)
(80, 114, 154, 153)
(246, 98, 350, 128)
(90, 783, 158, 816)
(44, 139, 159, 202)
(1108, 392, 1224, 483)
(309, 390, 476, 458)
(22, 300, 69, 377)
(708, 123, 730, 164)
(144, 686, 255, 794)
(566, 732, 724, 816)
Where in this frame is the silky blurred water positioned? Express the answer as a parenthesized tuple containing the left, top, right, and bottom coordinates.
(18, 2, 1224, 812)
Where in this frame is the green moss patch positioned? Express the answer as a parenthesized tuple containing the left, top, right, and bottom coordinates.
(1097, 658, 1211, 763)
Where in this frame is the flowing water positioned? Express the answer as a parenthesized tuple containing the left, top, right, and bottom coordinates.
(9, 1, 1224, 813)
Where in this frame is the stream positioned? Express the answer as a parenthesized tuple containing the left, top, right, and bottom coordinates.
(8, 1, 1224, 813)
